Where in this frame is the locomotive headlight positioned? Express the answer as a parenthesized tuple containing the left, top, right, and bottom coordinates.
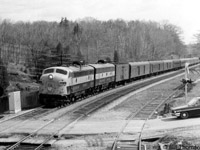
(48, 74, 53, 80)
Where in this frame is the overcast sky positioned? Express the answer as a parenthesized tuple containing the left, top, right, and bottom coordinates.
(0, 0, 200, 44)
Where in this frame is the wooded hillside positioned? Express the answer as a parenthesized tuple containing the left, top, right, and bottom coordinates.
(0, 18, 188, 76)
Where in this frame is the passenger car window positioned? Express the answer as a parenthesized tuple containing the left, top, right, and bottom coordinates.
(43, 69, 54, 74)
(56, 69, 67, 75)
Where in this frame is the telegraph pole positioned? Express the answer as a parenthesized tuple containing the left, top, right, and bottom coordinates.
(185, 63, 189, 104)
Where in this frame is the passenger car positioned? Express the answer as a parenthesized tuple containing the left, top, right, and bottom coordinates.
(129, 61, 150, 79)
(171, 97, 200, 119)
(115, 63, 129, 85)
(163, 60, 173, 71)
(149, 61, 164, 74)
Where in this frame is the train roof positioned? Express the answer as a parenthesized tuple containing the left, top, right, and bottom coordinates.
(148, 60, 164, 63)
(43, 65, 94, 73)
(180, 57, 197, 60)
(129, 61, 150, 65)
(163, 60, 173, 62)
(67, 65, 94, 72)
(172, 59, 181, 62)
(89, 63, 115, 68)
(43, 66, 69, 71)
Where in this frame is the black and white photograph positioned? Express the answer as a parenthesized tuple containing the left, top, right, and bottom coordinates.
(1, 0, 200, 149)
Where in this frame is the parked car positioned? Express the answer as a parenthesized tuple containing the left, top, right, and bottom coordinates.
(171, 97, 200, 119)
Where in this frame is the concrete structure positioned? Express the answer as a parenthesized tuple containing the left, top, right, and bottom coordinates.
(8, 91, 21, 113)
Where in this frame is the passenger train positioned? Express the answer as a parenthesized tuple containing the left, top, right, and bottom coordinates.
(39, 57, 200, 106)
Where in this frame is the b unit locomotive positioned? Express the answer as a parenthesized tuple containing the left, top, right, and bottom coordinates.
(39, 57, 199, 106)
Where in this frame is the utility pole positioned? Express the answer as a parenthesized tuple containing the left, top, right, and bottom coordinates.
(185, 63, 189, 104)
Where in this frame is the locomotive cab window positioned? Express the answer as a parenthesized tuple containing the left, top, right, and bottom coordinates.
(56, 69, 67, 75)
(43, 69, 54, 74)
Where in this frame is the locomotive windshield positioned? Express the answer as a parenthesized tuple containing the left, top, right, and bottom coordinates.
(43, 68, 54, 74)
(56, 69, 67, 75)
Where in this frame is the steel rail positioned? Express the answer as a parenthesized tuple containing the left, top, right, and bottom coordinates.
(6, 65, 198, 150)
(4, 107, 60, 150)
(0, 106, 45, 125)
(33, 93, 127, 150)
(0, 107, 59, 135)
(111, 84, 185, 150)
(6, 119, 54, 150)
(5, 90, 117, 150)
(33, 71, 187, 150)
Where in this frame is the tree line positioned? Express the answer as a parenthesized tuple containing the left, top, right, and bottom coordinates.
(0, 17, 188, 76)
(190, 33, 200, 56)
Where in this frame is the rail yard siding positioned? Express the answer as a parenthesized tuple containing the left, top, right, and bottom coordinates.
(20, 91, 40, 109)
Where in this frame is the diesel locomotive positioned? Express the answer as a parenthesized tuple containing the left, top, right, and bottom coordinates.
(39, 57, 200, 106)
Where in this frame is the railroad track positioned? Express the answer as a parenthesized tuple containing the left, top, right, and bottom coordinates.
(0, 107, 59, 136)
(132, 83, 192, 120)
(111, 83, 187, 150)
(0, 106, 50, 123)
(7, 145, 46, 150)
(2, 67, 196, 150)
(0, 107, 43, 124)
